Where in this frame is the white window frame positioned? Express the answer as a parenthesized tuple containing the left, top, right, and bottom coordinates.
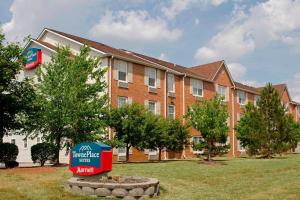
(237, 91, 246, 105)
(117, 147, 126, 156)
(192, 136, 204, 154)
(148, 68, 157, 88)
(167, 104, 175, 119)
(167, 74, 175, 93)
(148, 101, 156, 114)
(118, 60, 128, 82)
(148, 149, 158, 156)
(298, 106, 300, 118)
(191, 79, 203, 97)
(117, 96, 128, 108)
(217, 85, 228, 101)
(254, 95, 260, 106)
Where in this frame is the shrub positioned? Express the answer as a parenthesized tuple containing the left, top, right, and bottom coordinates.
(31, 142, 56, 166)
(0, 143, 19, 163)
(5, 161, 19, 168)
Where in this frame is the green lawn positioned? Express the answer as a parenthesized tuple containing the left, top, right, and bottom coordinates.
(1, 154, 300, 200)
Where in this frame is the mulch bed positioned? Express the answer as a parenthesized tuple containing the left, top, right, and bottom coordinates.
(0, 166, 57, 174)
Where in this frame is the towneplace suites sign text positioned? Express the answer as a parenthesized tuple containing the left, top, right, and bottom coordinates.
(69, 142, 112, 176)
(23, 48, 42, 70)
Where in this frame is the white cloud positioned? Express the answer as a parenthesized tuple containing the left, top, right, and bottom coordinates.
(1, 0, 103, 43)
(194, 18, 200, 25)
(89, 10, 182, 42)
(194, 0, 300, 63)
(287, 73, 300, 102)
(161, 0, 227, 20)
(158, 53, 169, 61)
(227, 62, 246, 81)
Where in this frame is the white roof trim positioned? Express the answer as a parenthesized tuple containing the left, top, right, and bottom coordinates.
(22, 39, 56, 53)
(212, 61, 236, 87)
(39, 28, 108, 56)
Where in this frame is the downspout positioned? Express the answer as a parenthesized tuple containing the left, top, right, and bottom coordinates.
(108, 56, 113, 140)
(182, 73, 187, 159)
(232, 85, 236, 157)
(164, 70, 168, 160)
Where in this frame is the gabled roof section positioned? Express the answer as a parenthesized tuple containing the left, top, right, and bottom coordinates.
(189, 60, 235, 86)
(189, 60, 223, 80)
(257, 83, 292, 102)
(234, 82, 260, 94)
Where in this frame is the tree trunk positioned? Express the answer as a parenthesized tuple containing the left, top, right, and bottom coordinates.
(54, 135, 61, 165)
(207, 141, 212, 162)
(158, 148, 162, 161)
(126, 144, 130, 163)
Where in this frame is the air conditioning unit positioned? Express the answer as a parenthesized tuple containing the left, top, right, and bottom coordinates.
(148, 154, 158, 161)
(118, 155, 127, 162)
(195, 96, 203, 101)
(148, 87, 157, 94)
(168, 92, 176, 98)
(118, 81, 128, 88)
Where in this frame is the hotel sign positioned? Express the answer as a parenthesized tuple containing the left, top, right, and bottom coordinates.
(23, 48, 42, 70)
(69, 142, 112, 176)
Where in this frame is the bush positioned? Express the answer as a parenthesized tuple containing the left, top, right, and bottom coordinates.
(0, 143, 19, 163)
(31, 142, 56, 166)
(5, 161, 19, 168)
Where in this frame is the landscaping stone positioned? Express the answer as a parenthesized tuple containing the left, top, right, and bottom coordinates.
(66, 176, 159, 199)
(82, 186, 95, 195)
(129, 188, 144, 196)
(95, 188, 111, 196)
(112, 188, 128, 197)
(144, 186, 155, 196)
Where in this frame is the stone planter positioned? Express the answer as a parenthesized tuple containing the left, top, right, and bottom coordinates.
(65, 176, 160, 199)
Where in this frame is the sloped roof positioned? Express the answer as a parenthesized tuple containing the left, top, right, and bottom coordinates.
(234, 82, 260, 94)
(188, 60, 224, 80)
(121, 49, 210, 81)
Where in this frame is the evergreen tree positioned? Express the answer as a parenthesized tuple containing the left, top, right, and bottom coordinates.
(237, 83, 299, 157)
(28, 46, 108, 164)
(186, 96, 230, 161)
(0, 32, 35, 143)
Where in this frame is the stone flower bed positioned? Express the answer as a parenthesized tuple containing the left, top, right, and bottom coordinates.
(65, 176, 160, 199)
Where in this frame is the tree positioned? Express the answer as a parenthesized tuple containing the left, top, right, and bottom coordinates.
(31, 142, 56, 166)
(0, 32, 35, 143)
(141, 113, 168, 161)
(186, 96, 230, 161)
(236, 83, 298, 158)
(109, 103, 146, 162)
(165, 118, 190, 157)
(28, 46, 108, 165)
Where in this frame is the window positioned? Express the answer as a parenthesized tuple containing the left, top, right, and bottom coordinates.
(237, 91, 246, 105)
(23, 138, 27, 148)
(11, 139, 16, 145)
(168, 105, 175, 119)
(118, 96, 128, 108)
(148, 101, 156, 114)
(167, 74, 175, 92)
(284, 102, 290, 113)
(191, 79, 203, 97)
(254, 95, 260, 106)
(217, 85, 227, 101)
(192, 136, 203, 153)
(118, 60, 127, 82)
(298, 106, 300, 117)
(148, 68, 156, 87)
(37, 137, 41, 144)
(238, 140, 245, 151)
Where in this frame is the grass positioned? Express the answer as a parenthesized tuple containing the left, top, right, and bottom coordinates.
(1, 154, 300, 200)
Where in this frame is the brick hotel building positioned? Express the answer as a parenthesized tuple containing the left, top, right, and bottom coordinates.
(4, 28, 300, 164)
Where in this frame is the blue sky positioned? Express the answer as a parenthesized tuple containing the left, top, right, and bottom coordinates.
(1, 0, 299, 101)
